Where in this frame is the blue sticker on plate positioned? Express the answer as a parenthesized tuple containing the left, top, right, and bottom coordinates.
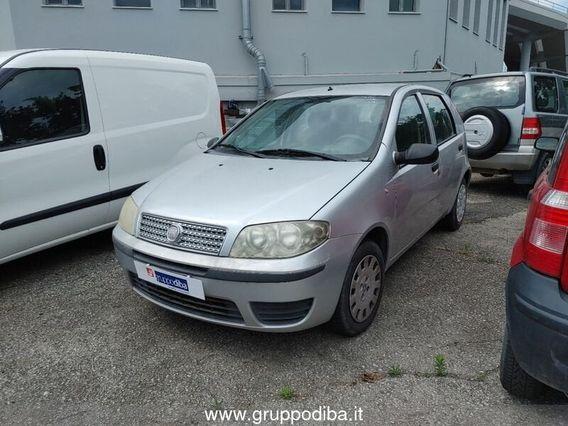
(155, 271, 189, 292)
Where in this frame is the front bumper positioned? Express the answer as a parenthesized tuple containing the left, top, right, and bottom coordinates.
(506, 263, 568, 393)
(112, 226, 359, 332)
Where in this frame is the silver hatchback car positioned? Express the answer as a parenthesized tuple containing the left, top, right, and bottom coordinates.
(113, 84, 470, 336)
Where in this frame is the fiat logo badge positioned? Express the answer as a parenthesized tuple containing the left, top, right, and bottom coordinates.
(166, 223, 184, 243)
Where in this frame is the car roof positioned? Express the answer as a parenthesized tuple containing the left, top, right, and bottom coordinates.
(451, 70, 568, 84)
(0, 48, 207, 68)
(275, 83, 441, 99)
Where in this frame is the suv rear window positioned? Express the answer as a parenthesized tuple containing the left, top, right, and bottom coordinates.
(448, 76, 525, 113)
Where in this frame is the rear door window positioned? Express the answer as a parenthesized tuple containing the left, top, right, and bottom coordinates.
(422, 94, 456, 144)
(0, 68, 89, 149)
(396, 95, 430, 152)
(533, 76, 558, 113)
(558, 78, 568, 114)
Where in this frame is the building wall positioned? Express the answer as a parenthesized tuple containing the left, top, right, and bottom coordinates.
(0, 0, 16, 51)
(445, 0, 509, 74)
(7, 0, 507, 100)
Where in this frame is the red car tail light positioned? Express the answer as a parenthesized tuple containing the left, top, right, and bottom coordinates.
(515, 138, 568, 292)
(521, 117, 542, 140)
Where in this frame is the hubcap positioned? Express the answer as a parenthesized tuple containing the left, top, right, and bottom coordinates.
(456, 183, 467, 223)
(349, 255, 382, 323)
(465, 115, 494, 149)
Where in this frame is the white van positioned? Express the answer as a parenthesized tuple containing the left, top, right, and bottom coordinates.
(0, 49, 223, 264)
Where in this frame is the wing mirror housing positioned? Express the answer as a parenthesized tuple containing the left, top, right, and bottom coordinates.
(535, 137, 559, 153)
(394, 143, 439, 166)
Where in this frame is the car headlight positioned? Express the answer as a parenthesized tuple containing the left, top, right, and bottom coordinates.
(230, 221, 329, 259)
(118, 196, 139, 236)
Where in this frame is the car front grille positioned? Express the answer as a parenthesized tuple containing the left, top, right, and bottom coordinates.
(129, 273, 244, 324)
(250, 299, 313, 325)
(138, 213, 227, 255)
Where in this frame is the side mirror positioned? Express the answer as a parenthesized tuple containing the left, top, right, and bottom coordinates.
(535, 137, 559, 153)
(206, 137, 219, 149)
(394, 143, 439, 166)
(0, 126, 3, 144)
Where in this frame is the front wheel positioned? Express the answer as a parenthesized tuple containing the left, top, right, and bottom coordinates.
(329, 241, 385, 337)
(441, 178, 468, 231)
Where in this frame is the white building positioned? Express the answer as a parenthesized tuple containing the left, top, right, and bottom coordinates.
(0, 0, 516, 103)
(2, 0, 566, 103)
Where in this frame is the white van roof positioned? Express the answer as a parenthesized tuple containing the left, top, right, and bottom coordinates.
(0, 49, 209, 70)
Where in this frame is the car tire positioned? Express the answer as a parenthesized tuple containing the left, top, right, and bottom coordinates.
(329, 241, 385, 337)
(462, 107, 510, 160)
(500, 328, 547, 400)
(441, 178, 468, 231)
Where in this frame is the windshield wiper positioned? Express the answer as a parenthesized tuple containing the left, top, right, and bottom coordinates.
(256, 148, 345, 162)
(208, 144, 265, 159)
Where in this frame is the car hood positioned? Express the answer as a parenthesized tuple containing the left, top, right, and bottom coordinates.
(138, 152, 368, 230)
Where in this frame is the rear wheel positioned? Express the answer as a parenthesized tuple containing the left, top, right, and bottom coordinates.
(500, 328, 547, 400)
(330, 241, 385, 337)
(441, 178, 467, 231)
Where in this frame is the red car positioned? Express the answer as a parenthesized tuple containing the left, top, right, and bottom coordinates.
(501, 135, 568, 399)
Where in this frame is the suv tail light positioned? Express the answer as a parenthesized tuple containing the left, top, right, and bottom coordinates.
(220, 101, 227, 134)
(521, 117, 542, 140)
(512, 141, 568, 292)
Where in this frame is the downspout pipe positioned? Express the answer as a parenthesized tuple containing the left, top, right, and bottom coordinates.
(241, 0, 273, 103)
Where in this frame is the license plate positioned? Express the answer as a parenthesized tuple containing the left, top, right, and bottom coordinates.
(134, 261, 205, 300)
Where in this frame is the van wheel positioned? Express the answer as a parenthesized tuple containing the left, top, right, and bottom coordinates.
(329, 241, 385, 337)
(500, 328, 547, 400)
(441, 178, 467, 231)
(462, 107, 510, 160)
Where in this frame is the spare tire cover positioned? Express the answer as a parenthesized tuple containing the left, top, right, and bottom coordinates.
(462, 107, 511, 160)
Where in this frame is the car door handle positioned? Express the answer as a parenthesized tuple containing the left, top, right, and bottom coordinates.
(431, 163, 440, 174)
(93, 145, 106, 171)
(458, 144, 464, 152)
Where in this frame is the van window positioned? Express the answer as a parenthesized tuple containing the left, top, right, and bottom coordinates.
(396, 95, 430, 152)
(533, 76, 558, 113)
(423, 94, 456, 144)
(449, 76, 525, 113)
(0, 69, 89, 149)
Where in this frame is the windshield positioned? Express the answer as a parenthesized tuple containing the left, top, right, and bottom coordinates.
(449, 76, 526, 113)
(218, 96, 388, 161)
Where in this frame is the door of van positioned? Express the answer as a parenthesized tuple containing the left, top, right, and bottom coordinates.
(0, 53, 111, 263)
(85, 52, 221, 222)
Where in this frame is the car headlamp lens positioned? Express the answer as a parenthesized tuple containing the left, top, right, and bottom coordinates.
(230, 221, 329, 259)
(118, 196, 139, 236)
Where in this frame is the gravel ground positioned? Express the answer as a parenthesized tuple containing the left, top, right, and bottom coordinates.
(1, 175, 567, 425)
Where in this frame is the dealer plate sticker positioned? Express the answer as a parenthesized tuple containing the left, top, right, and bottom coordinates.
(134, 261, 205, 300)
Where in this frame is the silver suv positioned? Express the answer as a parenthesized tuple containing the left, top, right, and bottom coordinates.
(113, 84, 470, 336)
(447, 69, 568, 185)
